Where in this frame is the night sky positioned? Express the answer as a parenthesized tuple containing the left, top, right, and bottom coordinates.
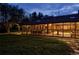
(10, 3, 79, 16)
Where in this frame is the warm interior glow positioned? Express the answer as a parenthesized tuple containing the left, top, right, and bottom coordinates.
(64, 32, 71, 37)
(27, 32, 31, 34)
(18, 22, 79, 38)
(49, 24, 52, 26)
(54, 31, 57, 35)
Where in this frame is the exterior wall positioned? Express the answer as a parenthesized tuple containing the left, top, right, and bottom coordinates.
(21, 22, 79, 38)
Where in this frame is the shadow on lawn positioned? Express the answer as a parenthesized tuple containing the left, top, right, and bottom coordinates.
(0, 35, 75, 55)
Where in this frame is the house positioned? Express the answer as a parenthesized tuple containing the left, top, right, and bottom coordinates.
(1, 12, 79, 38)
(20, 13, 79, 38)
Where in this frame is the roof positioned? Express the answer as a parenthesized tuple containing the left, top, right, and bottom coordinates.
(20, 13, 79, 25)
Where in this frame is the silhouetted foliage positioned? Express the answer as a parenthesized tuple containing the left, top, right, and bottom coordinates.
(22, 16, 30, 23)
(10, 25, 18, 32)
(31, 12, 38, 21)
(0, 3, 10, 22)
(0, 23, 7, 33)
(0, 3, 25, 32)
(38, 12, 43, 19)
(30, 12, 44, 21)
(0, 3, 25, 23)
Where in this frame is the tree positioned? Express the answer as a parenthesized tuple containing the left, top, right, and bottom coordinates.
(0, 3, 25, 23)
(22, 16, 29, 23)
(31, 12, 37, 21)
(0, 3, 10, 22)
(8, 5, 25, 23)
(38, 12, 43, 19)
(0, 3, 25, 33)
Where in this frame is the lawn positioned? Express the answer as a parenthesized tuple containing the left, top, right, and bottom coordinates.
(0, 35, 74, 55)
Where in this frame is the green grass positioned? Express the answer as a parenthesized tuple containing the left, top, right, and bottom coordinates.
(0, 35, 74, 55)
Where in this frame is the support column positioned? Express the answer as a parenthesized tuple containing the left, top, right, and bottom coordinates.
(62, 23, 64, 37)
(70, 22, 72, 38)
(7, 24, 11, 33)
(57, 25, 59, 36)
(74, 22, 76, 38)
(47, 24, 49, 34)
(17, 24, 20, 32)
(52, 23, 54, 36)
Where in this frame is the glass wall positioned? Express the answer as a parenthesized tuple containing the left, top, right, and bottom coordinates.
(76, 22, 79, 38)
(44, 22, 76, 38)
(21, 22, 79, 38)
(63, 23, 71, 37)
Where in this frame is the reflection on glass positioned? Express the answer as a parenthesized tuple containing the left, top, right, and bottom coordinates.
(22, 22, 79, 38)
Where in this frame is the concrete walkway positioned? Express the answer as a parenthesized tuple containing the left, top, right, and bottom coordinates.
(43, 36, 79, 55)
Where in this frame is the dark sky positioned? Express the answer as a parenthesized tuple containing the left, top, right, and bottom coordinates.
(10, 3, 79, 16)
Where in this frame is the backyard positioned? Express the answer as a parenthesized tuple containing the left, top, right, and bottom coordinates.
(0, 35, 74, 55)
